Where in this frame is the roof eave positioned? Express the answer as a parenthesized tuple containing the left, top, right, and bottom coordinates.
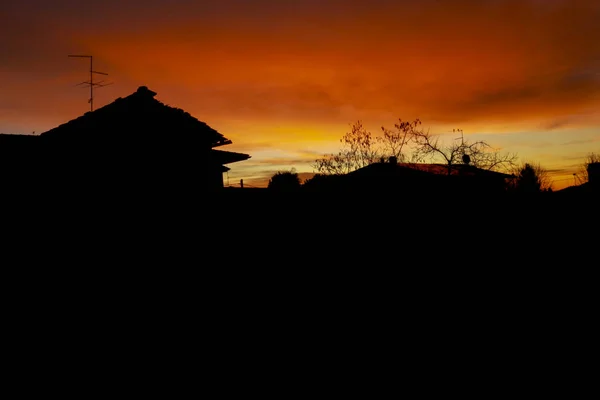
(212, 139, 233, 148)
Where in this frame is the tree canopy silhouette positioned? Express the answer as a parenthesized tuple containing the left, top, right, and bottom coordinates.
(267, 170, 302, 191)
(510, 162, 552, 193)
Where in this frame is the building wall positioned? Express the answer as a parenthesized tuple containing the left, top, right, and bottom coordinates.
(1, 134, 229, 191)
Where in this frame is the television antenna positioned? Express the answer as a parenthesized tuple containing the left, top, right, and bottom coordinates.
(68, 55, 113, 112)
(453, 128, 464, 145)
(453, 128, 470, 165)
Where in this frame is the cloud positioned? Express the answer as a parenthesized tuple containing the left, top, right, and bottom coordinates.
(542, 119, 575, 131)
(546, 168, 572, 175)
(190, 83, 347, 122)
(562, 139, 596, 146)
(434, 66, 600, 123)
(6, 0, 599, 130)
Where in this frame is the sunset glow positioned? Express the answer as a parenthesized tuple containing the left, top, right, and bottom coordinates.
(2, 0, 599, 189)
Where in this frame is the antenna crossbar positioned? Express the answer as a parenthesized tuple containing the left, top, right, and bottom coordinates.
(68, 54, 112, 112)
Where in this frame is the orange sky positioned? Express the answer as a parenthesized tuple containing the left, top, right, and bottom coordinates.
(1, 0, 599, 189)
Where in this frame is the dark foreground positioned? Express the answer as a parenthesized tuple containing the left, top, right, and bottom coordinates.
(4, 182, 594, 260)
(2, 183, 596, 396)
(3, 180, 596, 293)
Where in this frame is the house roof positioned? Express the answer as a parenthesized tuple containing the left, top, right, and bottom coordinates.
(556, 182, 597, 195)
(399, 163, 514, 179)
(347, 161, 436, 179)
(211, 149, 251, 165)
(40, 86, 232, 148)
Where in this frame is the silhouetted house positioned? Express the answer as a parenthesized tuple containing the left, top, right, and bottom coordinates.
(0, 86, 250, 191)
(302, 173, 350, 193)
(0, 133, 40, 161)
(344, 158, 444, 194)
(307, 157, 513, 195)
(556, 162, 600, 196)
(0, 133, 43, 187)
(399, 162, 515, 194)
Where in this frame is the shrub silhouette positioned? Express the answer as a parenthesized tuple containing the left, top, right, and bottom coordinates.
(268, 171, 302, 191)
(511, 163, 552, 193)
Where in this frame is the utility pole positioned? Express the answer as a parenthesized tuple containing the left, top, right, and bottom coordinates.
(68, 55, 112, 112)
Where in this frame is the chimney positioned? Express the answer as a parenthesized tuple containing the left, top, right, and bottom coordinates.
(136, 86, 157, 98)
(588, 162, 600, 186)
(389, 156, 397, 165)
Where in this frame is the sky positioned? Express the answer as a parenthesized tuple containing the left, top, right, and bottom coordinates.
(1, 0, 599, 190)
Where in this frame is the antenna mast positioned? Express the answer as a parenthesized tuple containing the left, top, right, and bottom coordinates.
(454, 128, 470, 165)
(68, 55, 112, 112)
(453, 128, 464, 146)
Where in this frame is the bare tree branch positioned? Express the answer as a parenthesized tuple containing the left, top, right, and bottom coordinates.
(314, 119, 518, 177)
(410, 126, 517, 174)
(377, 118, 421, 162)
(313, 121, 380, 175)
(576, 152, 600, 184)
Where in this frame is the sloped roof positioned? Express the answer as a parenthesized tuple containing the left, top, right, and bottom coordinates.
(556, 182, 597, 195)
(347, 161, 436, 179)
(211, 149, 251, 165)
(40, 86, 232, 148)
(399, 163, 514, 179)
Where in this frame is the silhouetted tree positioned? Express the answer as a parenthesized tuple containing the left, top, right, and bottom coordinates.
(313, 121, 380, 175)
(510, 162, 553, 193)
(376, 118, 420, 162)
(314, 119, 517, 176)
(410, 127, 517, 175)
(268, 170, 302, 191)
(575, 152, 600, 184)
(313, 119, 423, 175)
